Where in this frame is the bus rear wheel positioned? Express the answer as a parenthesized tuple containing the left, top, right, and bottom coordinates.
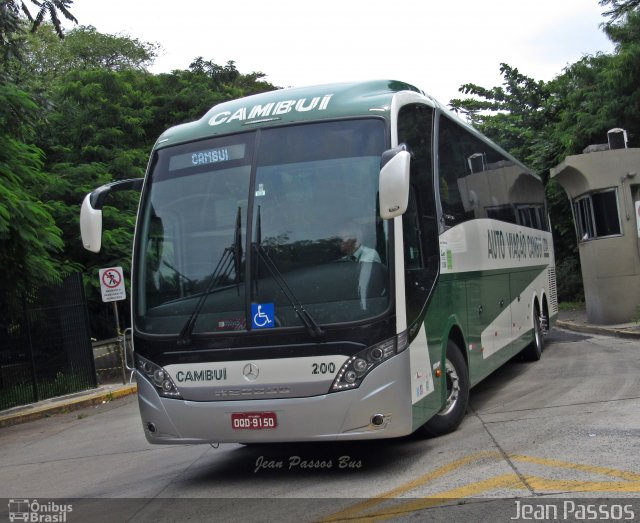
(522, 306, 544, 361)
(418, 340, 469, 438)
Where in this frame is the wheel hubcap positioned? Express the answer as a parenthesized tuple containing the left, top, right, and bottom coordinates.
(535, 313, 545, 352)
(438, 359, 460, 416)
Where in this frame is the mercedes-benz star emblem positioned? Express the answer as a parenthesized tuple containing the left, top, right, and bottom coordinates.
(242, 363, 259, 382)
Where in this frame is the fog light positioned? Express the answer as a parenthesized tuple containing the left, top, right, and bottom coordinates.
(371, 414, 385, 426)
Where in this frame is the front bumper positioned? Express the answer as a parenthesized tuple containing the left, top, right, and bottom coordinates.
(137, 350, 413, 444)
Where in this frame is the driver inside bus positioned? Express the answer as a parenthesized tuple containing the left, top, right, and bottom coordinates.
(338, 225, 381, 263)
(337, 224, 382, 311)
(145, 214, 179, 307)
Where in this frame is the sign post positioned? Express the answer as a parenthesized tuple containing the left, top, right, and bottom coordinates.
(99, 267, 127, 383)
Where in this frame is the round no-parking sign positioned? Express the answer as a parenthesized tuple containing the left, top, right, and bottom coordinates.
(99, 267, 126, 302)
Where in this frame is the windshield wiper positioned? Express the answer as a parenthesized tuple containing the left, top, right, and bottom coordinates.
(177, 207, 242, 346)
(253, 206, 325, 340)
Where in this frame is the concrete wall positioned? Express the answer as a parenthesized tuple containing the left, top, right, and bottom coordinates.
(92, 338, 127, 384)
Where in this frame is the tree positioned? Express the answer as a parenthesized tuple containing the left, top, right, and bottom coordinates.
(0, 83, 64, 304)
(4, 21, 276, 334)
(1, 0, 76, 63)
(0, 3, 75, 305)
(25, 24, 159, 74)
(39, 67, 156, 291)
(150, 58, 273, 133)
(17, 27, 276, 323)
(600, 0, 640, 23)
(450, 63, 553, 171)
(19, 0, 76, 36)
(0, 0, 23, 62)
(550, 11, 640, 153)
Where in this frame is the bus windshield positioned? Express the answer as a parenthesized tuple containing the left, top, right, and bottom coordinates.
(135, 119, 390, 336)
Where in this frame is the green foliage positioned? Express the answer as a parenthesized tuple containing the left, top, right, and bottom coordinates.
(541, 182, 572, 268)
(19, 0, 76, 37)
(37, 67, 155, 297)
(22, 24, 159, 77)
(7, 25, 275, 330)
(555, 256, 585, 303)
(600, 0, 640, 23)
(451, 64, 551, 130)
(553, 11, 640, 153)
(1, 18, 277, 334)
(0, 1, 25, 64)
(1, 0, 76, 65)
(558, 301, 586, 312)
(450, 63, 556, 173)
(151, 58, 273, 131)
(0, 370, 88, 411)
(0, 83, 64, 303)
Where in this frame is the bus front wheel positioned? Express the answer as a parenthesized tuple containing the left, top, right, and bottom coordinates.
(418, 340, 469, 438)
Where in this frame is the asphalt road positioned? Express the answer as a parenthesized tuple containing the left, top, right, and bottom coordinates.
(1, 328, 639, 522)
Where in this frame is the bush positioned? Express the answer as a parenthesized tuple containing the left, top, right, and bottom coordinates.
(556, 256, 584, 303)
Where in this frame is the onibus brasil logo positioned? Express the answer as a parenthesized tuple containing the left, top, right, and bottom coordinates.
(8, 499, 72, 522)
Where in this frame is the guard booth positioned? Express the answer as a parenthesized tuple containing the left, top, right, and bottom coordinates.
(551, 129, 640, 324)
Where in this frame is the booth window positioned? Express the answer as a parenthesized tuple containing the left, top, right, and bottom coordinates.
(573, 189, 621, 241)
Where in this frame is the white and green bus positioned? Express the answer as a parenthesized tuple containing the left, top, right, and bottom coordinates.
(80, 80, 557, 443)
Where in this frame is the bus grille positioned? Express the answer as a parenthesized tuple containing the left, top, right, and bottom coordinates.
(548, 267, 558, 313)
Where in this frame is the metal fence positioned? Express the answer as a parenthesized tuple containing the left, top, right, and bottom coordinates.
(0, 273, 97, 411)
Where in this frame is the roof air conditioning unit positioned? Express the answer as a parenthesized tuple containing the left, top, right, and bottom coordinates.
(607, 128, 628, 150)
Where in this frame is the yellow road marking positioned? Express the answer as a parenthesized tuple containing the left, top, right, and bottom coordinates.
(525, 475, 640, 493)
(321, 453, 640, 523)
(319, 451, 499, 522)
(331, 474, 522, 523)
(510, 454, 640, 481)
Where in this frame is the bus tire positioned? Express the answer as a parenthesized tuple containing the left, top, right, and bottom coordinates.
(418, 340, 469, 438)
(522, 306, 544, 361)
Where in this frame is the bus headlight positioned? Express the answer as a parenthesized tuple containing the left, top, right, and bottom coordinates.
(136, 354, 182, 399)
(331, 333, 408, 392)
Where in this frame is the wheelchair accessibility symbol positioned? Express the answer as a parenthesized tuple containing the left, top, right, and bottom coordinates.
(251, 303, 275, 329)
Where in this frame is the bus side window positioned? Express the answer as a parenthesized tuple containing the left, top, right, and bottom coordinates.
(438, 117, 473, 225)
(404, 187, 423, 269)
(397, 103, 438, 328)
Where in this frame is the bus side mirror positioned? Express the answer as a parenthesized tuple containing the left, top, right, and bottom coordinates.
(379, 145, 411, 220)
(80, 178, 144, 253)
(80, 193, 103, 252)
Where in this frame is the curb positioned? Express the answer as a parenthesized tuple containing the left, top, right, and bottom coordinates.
(0, 384, 138, 429)
(556, 320, 640, 339)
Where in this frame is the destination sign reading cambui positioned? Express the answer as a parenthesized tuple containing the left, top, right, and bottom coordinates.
(169, 143, 245, 171)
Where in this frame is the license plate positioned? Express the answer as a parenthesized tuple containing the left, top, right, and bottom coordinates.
(231, 412, 278, 430)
